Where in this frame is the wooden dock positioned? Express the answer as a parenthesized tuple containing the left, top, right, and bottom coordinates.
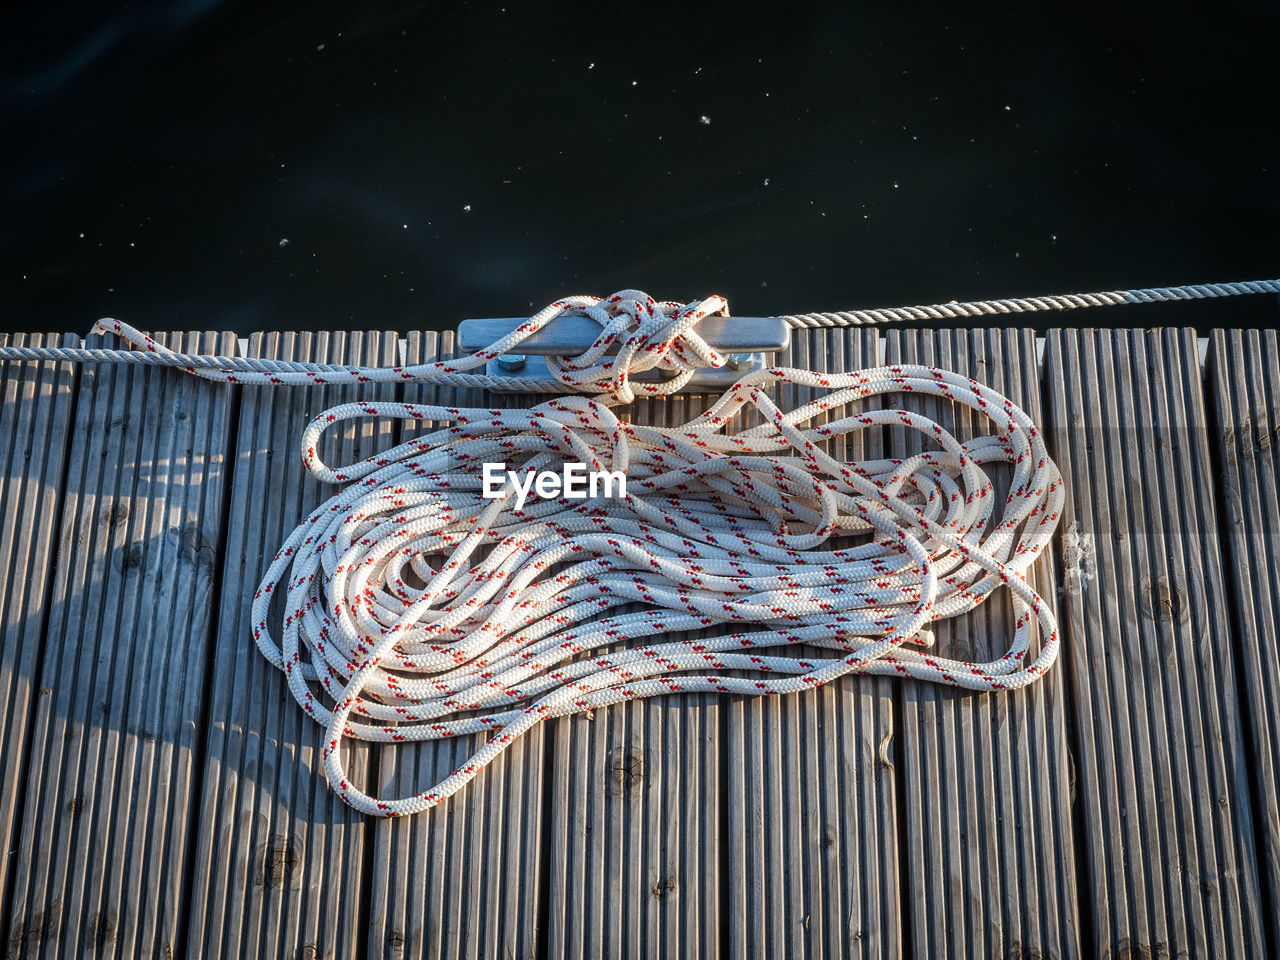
(0, 324, 1275, 959)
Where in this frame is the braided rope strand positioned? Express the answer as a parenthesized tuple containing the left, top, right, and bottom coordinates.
(779, 277, 1280, 328)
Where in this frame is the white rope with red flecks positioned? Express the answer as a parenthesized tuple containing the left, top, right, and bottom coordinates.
(5, 279, 1273, 815)
(251, 328, 1064, 816)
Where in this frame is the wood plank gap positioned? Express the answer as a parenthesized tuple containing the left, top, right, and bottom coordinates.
(1039, 329, 1101, 960)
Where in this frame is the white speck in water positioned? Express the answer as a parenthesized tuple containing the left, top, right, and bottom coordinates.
(588, 63, 595, 69)
(79, 232, 85, 238)
(403, 224, 408, 229)
(1004, 105, 1011, 111)
(463, 204, 471, 212)
(631, 80, 637, 87)
(699, 115, 711, 125)
(278, 238, 289, 247)
(763, 178, 770, 186)
(316, 43, 325, 52)
(893, 181, 900, 189)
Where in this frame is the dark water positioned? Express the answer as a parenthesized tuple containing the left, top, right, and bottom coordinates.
(3, 1, 1278, 336)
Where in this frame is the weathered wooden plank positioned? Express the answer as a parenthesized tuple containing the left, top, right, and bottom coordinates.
(886, 328, 1079, 959)
(367, 331, 548, 960)
(0, 335, 79, 926)
(725, 327, 899, 960)
(186, 331, 398, 960)
(546, 386, 724, 960)
(4, 331, 235, 959)
(1206, 327, 1280, 953)
(1044, 328, 1264, 958)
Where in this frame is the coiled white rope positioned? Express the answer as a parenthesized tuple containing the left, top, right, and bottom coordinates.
(265, 368, 1063, 816)
(1, 279, 1271, 816)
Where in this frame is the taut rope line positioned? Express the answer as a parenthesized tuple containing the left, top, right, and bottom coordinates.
(0, 277, 1275, 394)
(0, 278, 1272, 816)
